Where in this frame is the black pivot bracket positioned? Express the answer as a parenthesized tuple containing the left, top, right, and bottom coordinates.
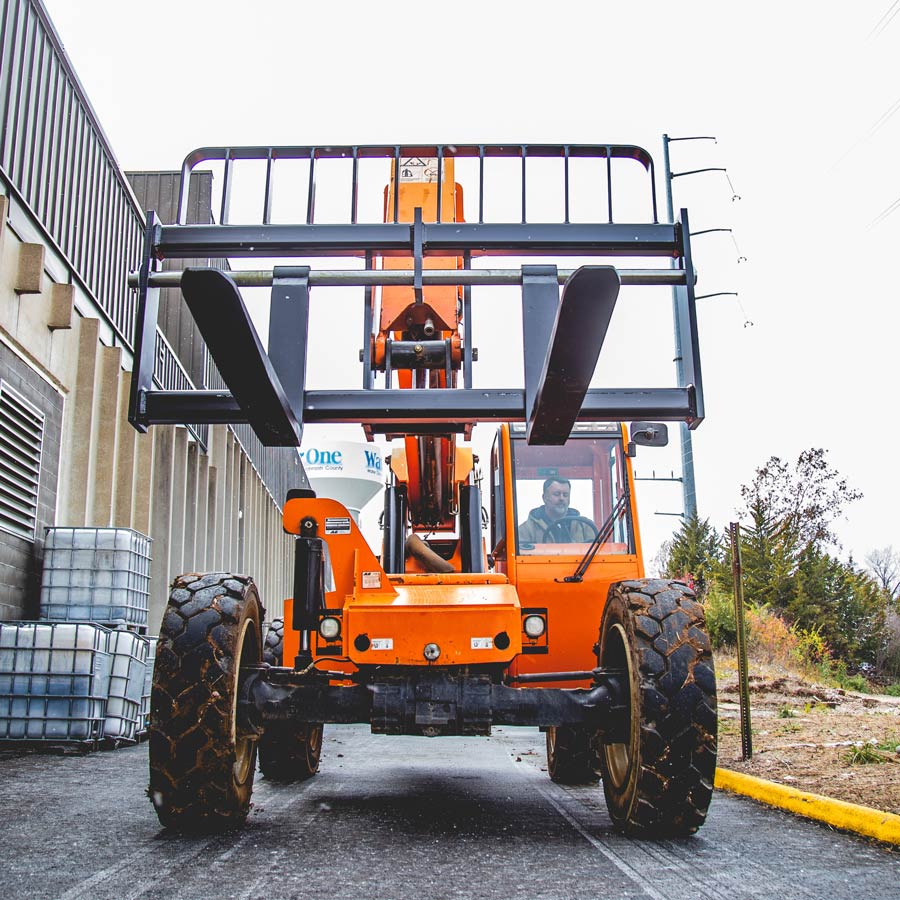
(521, 265, 560, 438)
(269, 265, 311, 433)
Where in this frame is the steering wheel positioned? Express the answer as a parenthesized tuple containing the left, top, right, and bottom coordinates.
(541, 516, 599, 543)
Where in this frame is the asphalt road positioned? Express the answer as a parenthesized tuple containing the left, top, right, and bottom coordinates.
(0, 725, 896, 900)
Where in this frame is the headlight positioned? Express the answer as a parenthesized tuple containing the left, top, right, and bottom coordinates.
(319, 616, 341, 641)
(523, 615, 546, 638)
(423, 642, 441, 661)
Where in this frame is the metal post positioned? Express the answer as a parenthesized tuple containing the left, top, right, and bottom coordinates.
(729, 522, 752, 760)
(662, 135, 697, 519)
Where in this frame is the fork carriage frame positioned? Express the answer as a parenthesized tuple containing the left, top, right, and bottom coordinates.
(127, 142, 704, 449)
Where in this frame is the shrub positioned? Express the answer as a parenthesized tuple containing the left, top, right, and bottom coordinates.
(825, 659, 869, 692)
(703, 582, 736, 648)
(794, 626, 830, 667)
(744, 604, 800, 668)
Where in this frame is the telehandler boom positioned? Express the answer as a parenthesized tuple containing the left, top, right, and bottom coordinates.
(129, 143, 716, 837)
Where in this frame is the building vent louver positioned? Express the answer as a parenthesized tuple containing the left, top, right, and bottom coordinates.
(0, 382, 44, 540)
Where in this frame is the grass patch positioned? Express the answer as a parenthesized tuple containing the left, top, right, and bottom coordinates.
(778, 705, 796, 718)
(844, 742, 891, 765)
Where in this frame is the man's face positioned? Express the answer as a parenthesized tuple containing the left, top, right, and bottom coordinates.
(543, 482, 570, 521)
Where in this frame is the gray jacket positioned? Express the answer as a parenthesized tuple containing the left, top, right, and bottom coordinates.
(518, 507, 595, 544)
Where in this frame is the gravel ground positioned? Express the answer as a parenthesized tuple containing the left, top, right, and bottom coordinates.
(715, 656, 900, 814)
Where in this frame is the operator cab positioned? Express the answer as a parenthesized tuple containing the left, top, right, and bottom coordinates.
(510, 423, 633, 556)
(490, 422, 645, 569)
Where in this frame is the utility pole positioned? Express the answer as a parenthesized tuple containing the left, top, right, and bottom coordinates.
(663, 133, 738, 520)
(662, 134, 700, 520)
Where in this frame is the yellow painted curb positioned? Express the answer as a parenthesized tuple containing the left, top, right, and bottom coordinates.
(715, 767, 900, 846)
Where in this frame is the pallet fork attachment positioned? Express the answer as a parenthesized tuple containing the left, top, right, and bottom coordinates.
(128, 143, 705, 447)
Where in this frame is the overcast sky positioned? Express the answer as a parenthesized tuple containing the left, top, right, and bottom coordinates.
(42, 0, 900, 568)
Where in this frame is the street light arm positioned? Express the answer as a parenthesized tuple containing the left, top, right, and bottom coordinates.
(664, 135, 717, 144)
(671, 167, 728, 179)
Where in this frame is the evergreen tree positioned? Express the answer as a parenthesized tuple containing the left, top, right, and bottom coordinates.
(661, 513, 723, 596)
(734, 449, 890, 670)
(738, 494, 798, 610)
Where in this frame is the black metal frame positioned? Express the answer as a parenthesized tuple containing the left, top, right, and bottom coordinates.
(241, 666, 627, 738)
(127, 143, 704, 448)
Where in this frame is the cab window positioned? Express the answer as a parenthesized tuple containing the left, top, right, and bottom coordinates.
(512, 433, 632, 556)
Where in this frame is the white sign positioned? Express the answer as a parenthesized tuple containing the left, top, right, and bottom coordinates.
(399, 157, 439, 183)
(325, 517, 351, 535)
(362, 571, 381, 589)
(471, 637, 494, 650)
(371, 638, 393, 651)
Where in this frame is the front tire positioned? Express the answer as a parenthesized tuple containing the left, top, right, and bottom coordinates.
(597, 579, 717, 836)
(546, 725, 601, 784)
(149, 573, 263, 832)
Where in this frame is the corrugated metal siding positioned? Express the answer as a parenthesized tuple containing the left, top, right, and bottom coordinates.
(0, 0, 145, 347)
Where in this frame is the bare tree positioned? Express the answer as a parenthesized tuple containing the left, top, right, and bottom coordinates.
(739, 448, 862, 555)
(651, 540, 673, 579)
(865, 546, 900, 600)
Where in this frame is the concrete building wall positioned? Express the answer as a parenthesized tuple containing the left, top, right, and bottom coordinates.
(0, 186, 295, 632)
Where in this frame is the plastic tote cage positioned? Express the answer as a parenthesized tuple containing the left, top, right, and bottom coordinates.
(40, 528, 152, 629)
(105, 630, 151, 741)
(0, 622, 112, 742)
(138, 636, 157, 737)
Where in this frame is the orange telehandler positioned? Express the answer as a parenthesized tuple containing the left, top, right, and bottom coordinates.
(129, 143, 716, 836)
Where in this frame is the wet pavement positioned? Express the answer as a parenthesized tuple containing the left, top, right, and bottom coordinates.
(0, 725, 896, 899)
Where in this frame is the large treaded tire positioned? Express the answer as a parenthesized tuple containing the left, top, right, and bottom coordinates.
(258, 721, 324, 782)
(148, 573, 263, 832)
(597, 579, 717, 836)
(257, 616, 324, 782)
(546, 725, 602, 784)
(263, 617, 284, 667)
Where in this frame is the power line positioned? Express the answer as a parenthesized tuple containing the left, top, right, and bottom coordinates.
(831, 94, 900, 169)
(867, 94, 900, 137)
(868, 194, 900, 229)
(869, 0, 900, 38)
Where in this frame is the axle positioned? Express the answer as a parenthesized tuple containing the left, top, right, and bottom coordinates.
(239, 668, 628, 738)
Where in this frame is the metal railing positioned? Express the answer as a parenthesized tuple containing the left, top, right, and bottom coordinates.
(177, 143, 660, 228)
(153, 330, 208, 448)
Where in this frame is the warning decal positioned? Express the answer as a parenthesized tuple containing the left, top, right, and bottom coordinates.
(399, 157, 439, 183)
(362, 571, 382, 589)
(324, 517, 351, 535)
